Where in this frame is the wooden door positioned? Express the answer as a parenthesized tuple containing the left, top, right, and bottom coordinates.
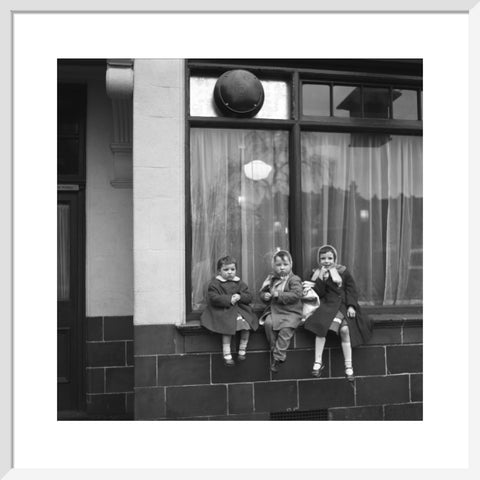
(57, 188, 84, 413)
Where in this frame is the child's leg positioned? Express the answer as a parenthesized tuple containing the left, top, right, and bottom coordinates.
(263, 315, 276, 351)
(272, 327, 295, 362)
(312, 335, 326, 376)
(238, 330, 250, 359)
(222, 334, 234, 365)
(239, 330, 249, 352)
(314, 336, 326, 365)
(340, 325, 354, 379)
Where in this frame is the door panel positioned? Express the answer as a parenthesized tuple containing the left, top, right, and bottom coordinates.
(57, 190, 83, 412)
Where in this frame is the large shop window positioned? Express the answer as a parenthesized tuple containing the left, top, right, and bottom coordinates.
(190, 129, 422, 310)
(187, 61, 422, 314)
(301, 133, 422, 306)
(190, 128, 289, 310)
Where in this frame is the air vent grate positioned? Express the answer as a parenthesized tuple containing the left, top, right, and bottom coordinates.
(270, 409, 329, 421)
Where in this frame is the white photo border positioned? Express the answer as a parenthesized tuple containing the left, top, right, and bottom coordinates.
(2, 1, 479, 478)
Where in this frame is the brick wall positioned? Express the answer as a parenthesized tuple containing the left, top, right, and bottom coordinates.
(134, 315, 422, 420)
(86, 316, 134, 418)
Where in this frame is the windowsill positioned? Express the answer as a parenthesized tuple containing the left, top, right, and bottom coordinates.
(177, 310, 422, 336)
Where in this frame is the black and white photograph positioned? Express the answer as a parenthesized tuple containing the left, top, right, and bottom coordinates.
(5, 5, 475, 475)
(57, 58, 423, 421)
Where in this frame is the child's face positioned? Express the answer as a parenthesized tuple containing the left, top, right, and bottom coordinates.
(219, 263, 236, 280)
(319, 251, 335, 268)
(273, 256, 292, 277)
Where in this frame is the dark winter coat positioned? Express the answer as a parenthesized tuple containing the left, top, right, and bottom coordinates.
(259, 273, 304, 330)
(303, 267, 373, 347)
(200, 276, 259, 335)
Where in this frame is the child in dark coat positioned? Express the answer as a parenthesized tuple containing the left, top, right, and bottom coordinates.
(201, 256, 258, 366)
(304, 245, 373, 381)
(259, 250, 303, 373)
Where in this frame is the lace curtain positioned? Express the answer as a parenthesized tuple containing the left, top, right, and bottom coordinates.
(190, 128, 289, 310)
(301, 132, 423, 305)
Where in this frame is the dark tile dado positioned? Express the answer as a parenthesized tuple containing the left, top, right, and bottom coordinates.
(86, 368, 104, 394)
(87, 342, 125, 367)
(212, 351, 270, 384)
(135, 324, 177, 355)
(403, 325, 423, 344)
(166, 385, 227, 418)
(126, 341, 134, 366)
(86, 393, 126, 416)
(106, 366, 134, 393)
(330, 346, 386, 378)
(157, 354, 210, 386)
(104, 316, 133, 341)
(410, 373, 423, 402)
(184, 332, 222, 353)
(135, 387, 166, 420)
(298, 378, 354, 410)
(356, 375, 410, 406)
(329, 405, 384, 421)
(366, 325, 402, 345)
(228, 383, 254, 415)
(275, 349, 322, 381)
(135, 356, 156, 387)
(86, 317, 103, 341)
(254, 381, 298, 413)
(384, 402, 423, 420)
(387, 345, 423, 374)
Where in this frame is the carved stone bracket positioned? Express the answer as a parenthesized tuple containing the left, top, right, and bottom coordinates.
(106, 59, 134, 188)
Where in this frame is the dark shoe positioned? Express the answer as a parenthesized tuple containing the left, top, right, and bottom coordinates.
(223, 355, 235, 367)
(237, 350, 246, 361)
(270, 359, 281, 373)
(345, 367, 355, 382)
(311, 362, 325, 378)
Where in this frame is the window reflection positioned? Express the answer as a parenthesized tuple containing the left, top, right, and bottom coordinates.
(302, 84, 330, 117)
(363, 87, 391, 118)
(393, 89, 418, 120)
(334, 86, 357, 117)
(301, 132, 423, 305)
(190, 129, 289, 310)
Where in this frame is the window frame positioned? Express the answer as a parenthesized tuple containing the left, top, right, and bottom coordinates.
(186, 60, 423, 319)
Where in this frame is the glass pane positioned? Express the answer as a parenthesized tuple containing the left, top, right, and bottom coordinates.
(189, 76, 290, 119)
(333, 86, 358, 117)
(364, 87, 391, 118)
(190, 128, 289, 310)
(393, 89, 418, 120)
(302, 84, 330, 116)
(58, 137, 79, 176)
(301, 132, 423, 306)
(57, 204, 70, 301)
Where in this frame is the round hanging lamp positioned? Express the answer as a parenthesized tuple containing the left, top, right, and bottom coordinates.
(214, 69, 264, 118)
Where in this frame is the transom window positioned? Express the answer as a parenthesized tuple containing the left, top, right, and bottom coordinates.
(187, 60, 422, 315)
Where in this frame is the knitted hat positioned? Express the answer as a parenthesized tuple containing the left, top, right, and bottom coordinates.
(317, 244, 338, 265)
(272, 248, 293, 267)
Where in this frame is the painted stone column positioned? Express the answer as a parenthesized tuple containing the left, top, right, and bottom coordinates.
(133, 59, 186, 419)
(133, 59, 185, 326)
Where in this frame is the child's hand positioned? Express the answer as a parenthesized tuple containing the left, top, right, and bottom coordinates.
(272, 291, 279, 298)
(347, 306, 356, 318)
(263, 292, 272, 301)
(231, 294, 241, 305)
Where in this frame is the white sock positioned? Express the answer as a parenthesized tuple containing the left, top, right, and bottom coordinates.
(342, 341, 353, 372)
(314, 336, 326, 367)
(222, 335, 232, 358)
(239, 331, 249, 353)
